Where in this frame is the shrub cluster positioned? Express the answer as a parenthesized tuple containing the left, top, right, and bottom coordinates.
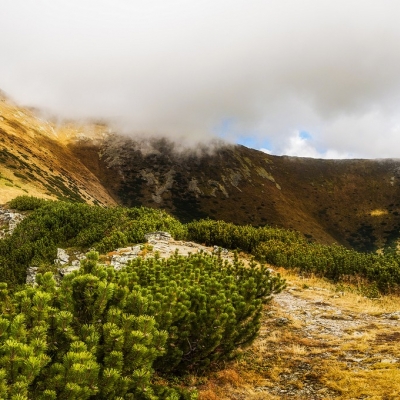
(0, 201, 186, 285)
(0, 251, 284, 399)
(4, 196, 400, 293)
(187, 220, 400, 294)
(8, 195, 48, 211)
(186, 219, 301, 253)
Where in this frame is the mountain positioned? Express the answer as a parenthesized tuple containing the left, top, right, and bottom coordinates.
(0, 92, 116, 206)
(1, 93, 400, 251)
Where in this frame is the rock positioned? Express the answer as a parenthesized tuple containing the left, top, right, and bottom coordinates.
(144, 231, 172, 242)
(382, 312, 400, 320)
(110, 245, 140, 270)
(0, 207, 25, 238)
(26, 267, 38, 285)
(213, 245, 229, 254)
(59, 265, 80, 276)
(55, 248, 69, 265)
(275, 317, 290, 326)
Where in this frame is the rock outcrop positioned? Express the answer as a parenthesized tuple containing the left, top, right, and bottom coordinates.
(0, 206, 24, 238)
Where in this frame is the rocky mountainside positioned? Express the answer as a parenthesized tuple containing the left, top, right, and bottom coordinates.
(69, 135, 400, 252)
(1, 93, 400, 251)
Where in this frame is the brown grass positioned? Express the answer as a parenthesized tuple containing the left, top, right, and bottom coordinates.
(194, 268, 400, 399)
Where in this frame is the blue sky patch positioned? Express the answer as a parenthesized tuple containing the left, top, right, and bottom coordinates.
(299, 131, 312, 140)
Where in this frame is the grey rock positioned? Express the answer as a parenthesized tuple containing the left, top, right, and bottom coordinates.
(110, 245, 140, 270)
(213, 245, 228, 254)
(59, 265, 80, 276)
(55, 248, 69, 265)
(26, 267, 38, 285)
(275, 317, 290, 326)
(0, 207, 25, 238)
(145, 231, 172, 242)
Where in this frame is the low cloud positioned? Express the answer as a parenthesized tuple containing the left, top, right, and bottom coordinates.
(1, 1, 400, 157)
(278, 131, 352, 159)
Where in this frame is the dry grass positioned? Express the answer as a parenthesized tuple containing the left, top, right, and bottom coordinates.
(195, 268, 400, 399)
(322, 363, 400, 399)
(277, 267, 400, 314)
(0, 99, 116, 206)
(370, 209, 389, 217)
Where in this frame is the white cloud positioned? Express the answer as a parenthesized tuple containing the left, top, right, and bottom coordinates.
(1, 1, 400, 157)
(279, 131, 352, 159)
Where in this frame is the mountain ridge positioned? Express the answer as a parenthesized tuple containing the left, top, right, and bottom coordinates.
(1, 95, 400, 251)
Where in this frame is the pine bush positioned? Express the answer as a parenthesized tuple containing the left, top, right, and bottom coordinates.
(124, 250, 285, 374)
(0, 251, 284, 398)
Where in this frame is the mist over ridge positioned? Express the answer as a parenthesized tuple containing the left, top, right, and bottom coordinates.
(2, 1, 400, 158)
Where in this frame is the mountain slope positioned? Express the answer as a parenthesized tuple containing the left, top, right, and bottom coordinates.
(69, 135, 400, 251)
(1, 93, 400, 251)
(0, 93, 116, 206)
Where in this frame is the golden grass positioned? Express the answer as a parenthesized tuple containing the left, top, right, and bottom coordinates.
(277, 267, 400, 314)
(0, 167, 55, 204)
(322, 363, 400, 399)
(196, 268, 400, 400)
(0, 99, 116, 206)
(370, 209, 389, 217)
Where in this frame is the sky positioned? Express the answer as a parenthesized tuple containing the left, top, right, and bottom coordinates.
(1, 0, 400, 159)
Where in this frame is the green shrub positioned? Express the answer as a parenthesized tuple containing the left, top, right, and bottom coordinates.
(0, 251, 283, 398)
(4, 196, 400, 294)
(0, 253, 180, 399)
(187, 219, 400, 294)
(0, 199, 187, 285)
(8, 196, 49, 211)
(96, 231, 128, 253)
(125, 251, 285, 374)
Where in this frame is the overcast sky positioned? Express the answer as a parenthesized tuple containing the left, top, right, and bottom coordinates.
(1, 0, 400, 158)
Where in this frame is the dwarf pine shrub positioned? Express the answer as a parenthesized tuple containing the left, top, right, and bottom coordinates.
(0, 251, 284, 398)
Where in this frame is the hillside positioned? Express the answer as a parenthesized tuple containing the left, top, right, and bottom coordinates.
(69, 134, 400, 252)
(197, 267, 400, 400)
(0, 93, 115, 206)
(2, 94, 400, 251)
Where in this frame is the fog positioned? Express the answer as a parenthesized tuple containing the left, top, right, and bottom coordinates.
(1, 1, 400, 158)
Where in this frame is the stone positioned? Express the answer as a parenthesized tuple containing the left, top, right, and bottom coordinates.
(213, 245, 229, 254)
(275, 317, 290, 326)
(59, 265, 80, 276)
(26, 267, 38, 285)
(55, 248, 69, 265)
(144, 231, 172, 242)
(0, 207, 25, 238)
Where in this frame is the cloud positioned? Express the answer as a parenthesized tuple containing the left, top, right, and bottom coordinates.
(278, 131, 352, 159)
(259, 148, 271, 155)
(1, 0, 400, 157)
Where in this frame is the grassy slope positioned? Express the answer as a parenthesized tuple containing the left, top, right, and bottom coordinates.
(0, 95, 116, 205)
(2, 94, 400, 251)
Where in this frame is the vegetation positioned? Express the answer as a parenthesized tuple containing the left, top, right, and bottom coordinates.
(0, 250, 283, 399)
(0, 198, 187, 285)
(198, 269, 400, 399)
(8, 196, 48, 211)
(1, 195, 400, 397)
(2, 197, 400, 293)
(187, 219, 400, 294)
